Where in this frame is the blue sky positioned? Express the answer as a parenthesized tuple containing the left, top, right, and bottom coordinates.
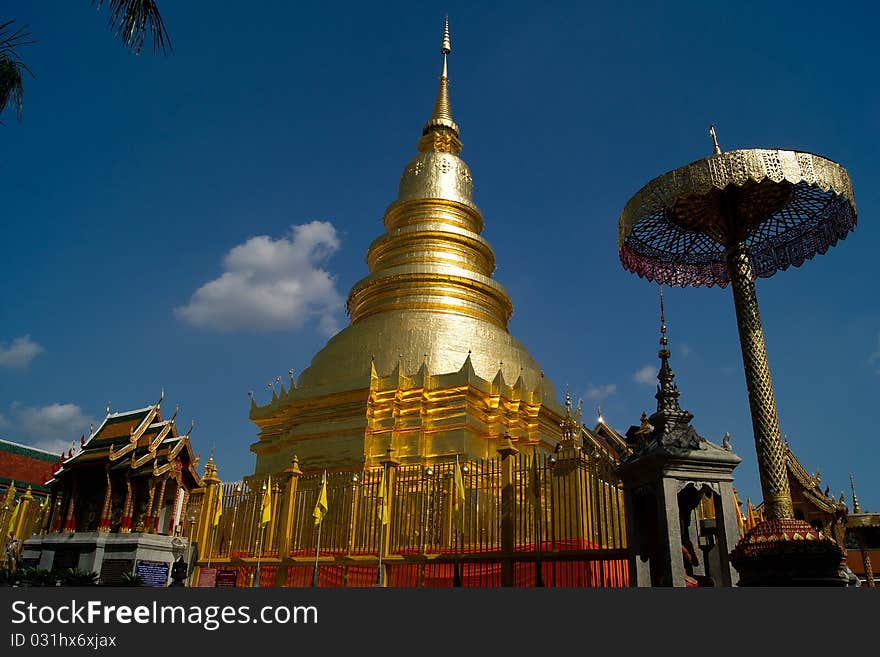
(1, 1, 877, 512)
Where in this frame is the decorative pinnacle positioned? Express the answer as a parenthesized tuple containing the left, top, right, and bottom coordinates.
(423, 16, 459, 137)
(850, 473, 862, 513)
(709, 124, 722, 155)
(659, 285, 668, 347)
(441, 15, 451, 73)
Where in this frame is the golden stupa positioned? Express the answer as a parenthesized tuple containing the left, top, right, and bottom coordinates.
(250, 20, 566, 474)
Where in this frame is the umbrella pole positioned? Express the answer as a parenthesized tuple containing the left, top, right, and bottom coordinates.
(726, 242, 793, 520)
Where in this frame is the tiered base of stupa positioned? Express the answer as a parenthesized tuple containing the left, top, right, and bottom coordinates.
(250, 355, 565, 475)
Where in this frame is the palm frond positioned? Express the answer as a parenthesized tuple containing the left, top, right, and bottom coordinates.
(95, 0, 172, 55)
(0, 20, 35, 123)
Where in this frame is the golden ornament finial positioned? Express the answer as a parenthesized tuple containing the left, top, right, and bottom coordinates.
(850, 473, 862, 513)
(709, 124, 722, 155)
(423, 16, 458, 137)
(441, 15, 451, 73)
(659, 285, 668, 347)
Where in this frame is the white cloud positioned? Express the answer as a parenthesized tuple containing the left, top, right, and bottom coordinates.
(584, 384, 617, 401)
(176, 221, 344, 336)
(679, 343, 692, 357)
(4, 402, 95, 455)
(0, 335, 44, 368)
(633, 365, 656, 385)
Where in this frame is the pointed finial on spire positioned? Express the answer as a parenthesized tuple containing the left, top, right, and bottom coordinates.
(659, 285, 668, 347)
(850, 473, 862, 513)
(441, 15, 451, 76)
(597, 405, 603, 423)
(709, 124, 722, 155)
(422, 16, 459, 138)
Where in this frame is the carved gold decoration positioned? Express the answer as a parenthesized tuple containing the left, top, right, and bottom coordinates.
(619, 149, 856, 287)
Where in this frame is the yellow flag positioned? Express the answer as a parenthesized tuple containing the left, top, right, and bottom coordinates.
(261, 476, 272, 526)
(745, 498, 756, 530)
(733, 488, 745, 536)
(313, 473, 328, 527)
(378, 466, 389, 526)
(453, 459, 465, 512)
(7, 499, 21, 536)
(212, 483, 223, 527)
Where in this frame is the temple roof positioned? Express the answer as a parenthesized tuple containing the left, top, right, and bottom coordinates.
(45, 391, 201, 488)
(783, 443, 845, 516)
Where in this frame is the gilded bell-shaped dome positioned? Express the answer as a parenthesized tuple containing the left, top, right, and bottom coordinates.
(297, 19, 555, 400)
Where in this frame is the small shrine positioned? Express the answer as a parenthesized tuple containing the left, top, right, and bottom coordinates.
(618, 292, 741, 587)
(22, 391, 203, 585)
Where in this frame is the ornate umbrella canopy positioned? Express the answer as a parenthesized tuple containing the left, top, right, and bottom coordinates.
(618, 146, 857, 287)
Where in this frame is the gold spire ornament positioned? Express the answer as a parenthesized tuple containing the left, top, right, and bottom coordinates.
(849, 473, 861, 514)
(709, 124, 722, 155)
(423, 16, 457, 138)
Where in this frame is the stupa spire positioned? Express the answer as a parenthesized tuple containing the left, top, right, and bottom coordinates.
(655, 285, 682, 417)
(648, 286, 700, 449)
(850, 473, 862, 513)
(422, 16, 459, 139)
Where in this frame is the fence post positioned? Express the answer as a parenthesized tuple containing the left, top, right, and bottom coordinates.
(12, 485, 35, 540)
(498, 437, 519, 587)
(275, 456, 303, 586)
(378, 448, 400, 586)
(196, 458, 220, 553)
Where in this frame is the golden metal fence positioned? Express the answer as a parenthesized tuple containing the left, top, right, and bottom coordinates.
(187, 448, 628, 587)
(1, 486, 51, 567)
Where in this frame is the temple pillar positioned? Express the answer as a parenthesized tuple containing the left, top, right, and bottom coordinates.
(98, 468, 113, 532)
(152, 476, 168, 533)
(657, 478, 685, 587)
(377, 449, 400, 586)
(622, 484, 654, 586)
(196, 459, 220, 554)
(120, 475, 133, 533)
(171, 484, 187, 536)
(142, 478, 159, 533)
(62, 480, 79, 533)
(52, 493, 64, 533)
(712, 482, 742, 586)
(44, 491, 58, 534)
(274, 456, 304, 586)
(498, 437, 518, 586)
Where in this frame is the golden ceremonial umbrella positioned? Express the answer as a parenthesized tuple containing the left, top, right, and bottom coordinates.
(617, 129, 857, 584)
